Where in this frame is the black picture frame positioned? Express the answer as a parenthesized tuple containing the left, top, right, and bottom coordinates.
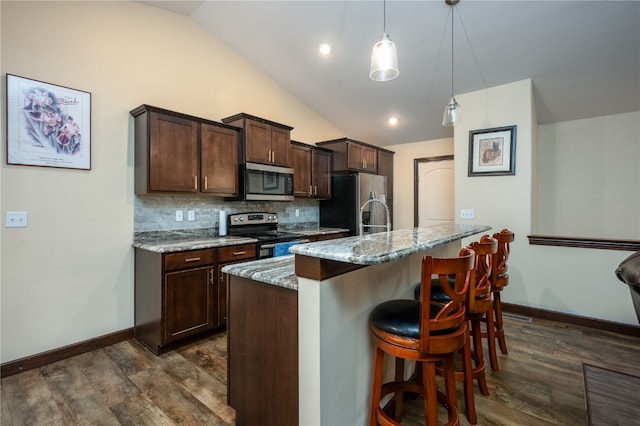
(468, 125, 516, 176)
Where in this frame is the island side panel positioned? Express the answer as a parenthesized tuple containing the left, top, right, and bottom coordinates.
(298, 242, 460, 426)
(227, 275, 298, 426)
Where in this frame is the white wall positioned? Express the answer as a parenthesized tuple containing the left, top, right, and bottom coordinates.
(455, 79, 637, 325)
(0, 1, 344, 363)
(537, 112, 640, 239)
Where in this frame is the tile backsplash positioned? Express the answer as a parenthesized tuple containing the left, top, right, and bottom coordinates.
(134, 195, 319, 232)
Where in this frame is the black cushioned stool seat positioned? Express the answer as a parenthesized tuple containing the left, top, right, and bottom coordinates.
(371, 299, 460, 339)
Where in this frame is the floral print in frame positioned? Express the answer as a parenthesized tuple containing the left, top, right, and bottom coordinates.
(6, 74, 91, 170)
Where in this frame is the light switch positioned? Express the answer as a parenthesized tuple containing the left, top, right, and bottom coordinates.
(6, 211, 28, 228)
(187, 210, 195, 221)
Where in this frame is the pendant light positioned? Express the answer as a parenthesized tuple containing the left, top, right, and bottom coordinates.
(442, 0, 460, 126)
(370, 0, 399, 81)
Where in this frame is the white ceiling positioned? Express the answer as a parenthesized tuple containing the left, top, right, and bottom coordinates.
(138, 1, 640, 146)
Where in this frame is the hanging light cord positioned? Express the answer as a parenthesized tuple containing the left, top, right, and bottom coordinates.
(383, 0, 387, 33)
(456, 7, 488, 89)
(450, 5, 454, 97)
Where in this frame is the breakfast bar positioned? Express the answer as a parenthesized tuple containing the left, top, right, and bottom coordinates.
(222, 223, 491, 426)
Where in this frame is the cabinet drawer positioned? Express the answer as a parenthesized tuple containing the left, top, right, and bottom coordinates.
(219, 244, 256, 263)
(164, 249, 215, 272)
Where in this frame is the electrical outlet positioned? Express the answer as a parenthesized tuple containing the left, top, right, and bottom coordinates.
(6, 211, 28, 228)
(187, 210, 195, 221)
(175, 210, 183, 222)
(460, 209, 475, 219)
(295, 209, 300, 217)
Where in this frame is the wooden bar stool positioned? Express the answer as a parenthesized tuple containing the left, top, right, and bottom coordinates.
(463, 236, 498, 395)
(368, 247, 475, 426)
(428, 235, 497, 425)
(485, 229, 515, 371)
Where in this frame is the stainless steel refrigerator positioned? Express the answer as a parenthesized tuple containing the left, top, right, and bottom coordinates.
(319, 173, 389, 236)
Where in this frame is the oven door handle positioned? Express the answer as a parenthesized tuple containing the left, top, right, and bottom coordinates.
(261, 239, 310, 250)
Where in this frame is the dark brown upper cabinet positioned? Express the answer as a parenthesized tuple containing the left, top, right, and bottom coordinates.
(222, 113, 293, 167)
(316, 138, 378, 173)
(131, 105, 240, 196)
(291, 141, 331, 199)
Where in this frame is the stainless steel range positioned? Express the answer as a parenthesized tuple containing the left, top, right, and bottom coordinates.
(227, 212, 309, 259)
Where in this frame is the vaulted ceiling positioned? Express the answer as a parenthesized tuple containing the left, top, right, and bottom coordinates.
(138, 1, 640, 146)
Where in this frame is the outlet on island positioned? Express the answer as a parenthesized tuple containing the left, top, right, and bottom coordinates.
(460, 209, 475, 219)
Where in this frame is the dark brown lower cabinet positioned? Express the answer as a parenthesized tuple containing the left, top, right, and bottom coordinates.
(135, 244, 256, 355)
(227, 275, 298, 426)
(164, 266, 214, 344)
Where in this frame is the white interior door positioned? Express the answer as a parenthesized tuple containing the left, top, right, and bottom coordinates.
(418, 159, 454, 227)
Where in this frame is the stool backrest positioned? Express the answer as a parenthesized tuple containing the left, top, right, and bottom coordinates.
(419, 247, 475, 354)
(467, 235, 498, 314)
(492, 229, 515, 290)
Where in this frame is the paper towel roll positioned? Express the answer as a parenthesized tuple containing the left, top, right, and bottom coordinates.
(218, 210, 227, 236)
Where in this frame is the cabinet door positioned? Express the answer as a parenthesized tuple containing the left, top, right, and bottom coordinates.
(362, 146, 378, 173)
(312, 149, 331, 199)
(346, 141, 365, 171)
(217, 244, 257, 326)
(149, 112, 199, 192)
(164, 266, 214, 344)
(201, 123, 239, 196)
(245, 119, 271, 164)
(270, 126, 291, 167)
(292, 144, 312, 197)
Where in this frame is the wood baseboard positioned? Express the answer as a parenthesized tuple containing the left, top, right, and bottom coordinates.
(2, 304, 638, 379)
(1, 328, 134, 378)
(502, 303, 640, 337)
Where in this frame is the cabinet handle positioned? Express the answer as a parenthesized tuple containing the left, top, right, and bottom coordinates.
(184, 257, 201, 263)
(194, 176, 198, 190)
(314, 186, 317, 196)
(209, 269, 214, 284)
(233, 251, 246, 256)
(271, 151, 275, 163)
(308, 185, 313, 196)
(363, 158, 367, 168)
(204, 176, 208, 190)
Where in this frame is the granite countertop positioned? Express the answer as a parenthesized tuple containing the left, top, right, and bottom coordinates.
(288, 227, 350, 237)
(289, 223, 491, 265)
(223, 223, 492, 290)
(132, 228, 257, 253)
(222, 255, 298, 290)
(132, 227, 349, 253)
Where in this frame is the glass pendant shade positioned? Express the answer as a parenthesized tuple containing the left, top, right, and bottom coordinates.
(369, 33, 399, 81)
(442, 97, 460, 126)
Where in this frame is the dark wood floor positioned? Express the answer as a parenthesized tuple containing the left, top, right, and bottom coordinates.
(2, 315, 639, 425)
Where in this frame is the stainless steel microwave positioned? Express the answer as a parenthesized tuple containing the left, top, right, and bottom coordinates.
(241, 162, 294, 201)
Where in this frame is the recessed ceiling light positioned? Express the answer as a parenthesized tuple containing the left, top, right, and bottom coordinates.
(388, 116, 399, 126)
(319, 43, 332, 56)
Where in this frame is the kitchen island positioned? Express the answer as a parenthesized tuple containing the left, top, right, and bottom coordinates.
(222, 223, 491, 426)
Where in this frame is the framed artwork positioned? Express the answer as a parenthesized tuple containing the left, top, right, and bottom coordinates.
(263, 171, 278, 190)
(6, 74, 91, 170)
(468, 125, 516, 176)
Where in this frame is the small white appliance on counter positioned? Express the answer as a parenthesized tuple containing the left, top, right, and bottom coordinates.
(218, 210, 227, 236)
